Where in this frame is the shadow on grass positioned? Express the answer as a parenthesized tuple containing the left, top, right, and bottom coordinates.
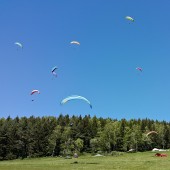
(71, 161, 99, 164)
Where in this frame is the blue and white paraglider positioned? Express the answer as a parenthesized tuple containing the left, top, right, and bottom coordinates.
(61, 95, 92, 108)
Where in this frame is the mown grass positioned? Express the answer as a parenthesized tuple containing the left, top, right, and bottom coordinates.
(0, 151, 170, 170)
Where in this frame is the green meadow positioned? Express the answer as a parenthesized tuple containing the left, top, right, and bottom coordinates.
(0, 152, 169, 170)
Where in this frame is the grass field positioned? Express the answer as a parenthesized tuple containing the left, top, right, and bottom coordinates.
(0, 151, 169, 170)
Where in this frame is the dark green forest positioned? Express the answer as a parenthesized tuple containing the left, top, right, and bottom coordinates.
(0, 114, 170, 160)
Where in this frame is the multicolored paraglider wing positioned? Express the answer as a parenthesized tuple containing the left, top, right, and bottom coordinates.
(136, 67, 142, 72)
(51, 66, 58, 77)
(51, 66, 57, 72)
(30, 90, 40, 95)
(125, 16, 134, 22)
(61, 95, 92, 108)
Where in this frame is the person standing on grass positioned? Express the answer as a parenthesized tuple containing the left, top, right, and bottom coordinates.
(73, 152, 78, 163)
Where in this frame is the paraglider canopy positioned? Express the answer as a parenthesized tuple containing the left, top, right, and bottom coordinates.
(136, 67, 142, 72)
(146, 131, 158, 136)
(51, 66, 58, 77)
(30, 90, 40, 95)
(15, 42, 23, 48)
(70, 41, 80, 45)
(61, 95, 92, 108)
(125, 16, 134, 22)
(51, 66, 58, 72)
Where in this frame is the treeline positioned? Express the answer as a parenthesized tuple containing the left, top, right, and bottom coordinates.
(0, 114, 170, 160)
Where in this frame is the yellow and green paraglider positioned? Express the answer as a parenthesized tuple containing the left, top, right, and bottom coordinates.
(125, 16, 134, 22)
(146, 131, 158, 137)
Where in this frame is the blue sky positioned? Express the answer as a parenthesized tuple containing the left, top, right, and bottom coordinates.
(1, 0, 170, 121)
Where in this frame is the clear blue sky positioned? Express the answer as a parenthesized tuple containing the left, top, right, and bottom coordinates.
(1, 0, 170, 121)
